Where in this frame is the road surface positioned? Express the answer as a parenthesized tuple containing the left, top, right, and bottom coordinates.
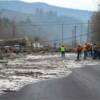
(0, 65, 100, 100)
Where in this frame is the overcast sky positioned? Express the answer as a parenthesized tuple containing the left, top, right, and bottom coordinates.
(19, 0, 98, 11)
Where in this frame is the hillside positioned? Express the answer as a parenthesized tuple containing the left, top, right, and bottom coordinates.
(0, 1, 93, 22)
(0, 1, 92, 43)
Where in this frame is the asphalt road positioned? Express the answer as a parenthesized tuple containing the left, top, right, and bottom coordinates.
(0, 65, 100, 100)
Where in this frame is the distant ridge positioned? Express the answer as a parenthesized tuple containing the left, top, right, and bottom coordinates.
(0, 1, 93, 21)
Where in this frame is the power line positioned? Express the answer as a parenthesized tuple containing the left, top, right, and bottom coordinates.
(41, 33, 88, 43)
(17, 22, 90, 26)
(11, 22, 95, 46)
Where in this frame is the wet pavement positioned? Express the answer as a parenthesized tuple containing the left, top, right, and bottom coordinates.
(0, 65, 100, 100)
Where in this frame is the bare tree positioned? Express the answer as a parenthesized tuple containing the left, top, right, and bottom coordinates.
(91, 8, 100, 44)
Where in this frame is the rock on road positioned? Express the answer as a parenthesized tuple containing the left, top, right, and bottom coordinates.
(0, 64, 100, 100)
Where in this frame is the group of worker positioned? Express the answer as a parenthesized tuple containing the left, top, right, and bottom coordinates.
(76, 43, 100, 60)
(76, 43, 91, 60)
(60, 43, 100, 60)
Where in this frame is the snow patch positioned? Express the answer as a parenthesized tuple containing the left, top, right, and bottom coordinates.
(0, 53, 100, 95)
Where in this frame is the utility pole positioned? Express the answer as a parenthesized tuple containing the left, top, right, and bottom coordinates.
(72, 29, 74, 48)
(61, 24, 64, 44)
(12, 20, 16, 38)
(72, 25, 77, 47)
(80, 23, 83, 44)
(87, 20, 90, 42)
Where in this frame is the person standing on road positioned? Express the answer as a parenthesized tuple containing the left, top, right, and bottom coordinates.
(86, 43, 93, 57)
(92, 44, 99, 59)
(76, 45, 82, 60)
(60, 45, 66, 59)
(83, 43, 88, 60)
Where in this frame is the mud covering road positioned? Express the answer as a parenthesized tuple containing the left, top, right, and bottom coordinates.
(0, 65, 100, 100)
